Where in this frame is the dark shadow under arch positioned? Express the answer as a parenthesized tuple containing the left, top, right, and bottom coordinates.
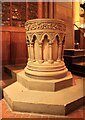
(32, 35, 37, 42)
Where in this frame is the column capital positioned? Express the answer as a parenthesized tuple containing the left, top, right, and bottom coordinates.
(26, 40, 30, 45)
(39, 42, 43, 45)
(49, 41, 53, 45)
(27, 43, 30, 46)
(30, 42, 34, 45)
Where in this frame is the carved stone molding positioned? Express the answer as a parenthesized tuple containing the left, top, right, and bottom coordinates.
(25, 19, 66, 32)
(25, 20, 66, 45)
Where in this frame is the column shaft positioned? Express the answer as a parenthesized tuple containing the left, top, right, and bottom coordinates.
(27, 44, 31, 61)
(48, 43, 53, 63)
(39, 43, 43, 63)
(30, 42, 35, 61)
(57, 42, 62, 62)
(61, 39, 65, 61)
(61, 44, 64, 61)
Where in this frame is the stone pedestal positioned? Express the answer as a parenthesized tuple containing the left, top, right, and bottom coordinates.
(3, 19, 84, 115)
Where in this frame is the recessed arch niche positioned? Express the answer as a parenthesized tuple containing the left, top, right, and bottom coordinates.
(42, 35, 49, 61)
(53, 35, 59, 61)
(33, 35, 39, 60)
(31, 35, 36, 60)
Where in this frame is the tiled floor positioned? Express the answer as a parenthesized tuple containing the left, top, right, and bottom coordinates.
(0, 66, 85, 119)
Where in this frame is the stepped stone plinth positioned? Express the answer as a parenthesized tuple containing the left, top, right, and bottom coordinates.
(3, 19, 84, 115)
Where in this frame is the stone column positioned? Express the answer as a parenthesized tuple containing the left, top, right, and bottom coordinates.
(48, 42, 53, 63)
(38, 43, 44, 63)
(27, 42, 31, 61)
(30, 42, 35, 62)
(61, 40, 65, 61)
(57, 41, 62, 62)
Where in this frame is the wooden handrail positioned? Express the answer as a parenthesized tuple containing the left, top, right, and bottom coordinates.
(74, 23, 84, 34)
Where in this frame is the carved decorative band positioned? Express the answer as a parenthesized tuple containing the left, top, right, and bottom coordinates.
(25, 19, 66, 32)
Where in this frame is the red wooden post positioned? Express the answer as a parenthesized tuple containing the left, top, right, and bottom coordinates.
(38, 1, 43, 18)
(26, 0, 29, 20)
(10, 0, 12, 26)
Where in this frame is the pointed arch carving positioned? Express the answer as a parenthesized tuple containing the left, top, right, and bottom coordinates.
(25, 19, 66, 63)
(26, 35, 30, 43)
(42, 34, 49, 61)
(52, 34, 59, 43)
(40, 33, 50, 43)
(32, 34, 37, 42)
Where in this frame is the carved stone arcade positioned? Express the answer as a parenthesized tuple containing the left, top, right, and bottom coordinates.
(24, 19, 68, 79)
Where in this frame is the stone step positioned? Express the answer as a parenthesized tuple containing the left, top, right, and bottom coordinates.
(3, 78, 85, 115)
(4, 65, 73, 92)
(17, 70, 73, 92)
